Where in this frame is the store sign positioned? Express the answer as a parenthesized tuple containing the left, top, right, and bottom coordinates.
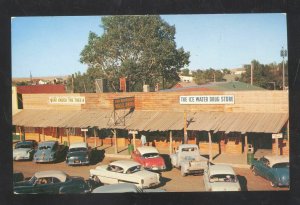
(179, 95, 235, 105)
(272, 133, 283, 139)
(49, 96, 86, 104)
(129, 130, 138, 135)
(114, 97, 135, 110)
(81, 128, 88, 132)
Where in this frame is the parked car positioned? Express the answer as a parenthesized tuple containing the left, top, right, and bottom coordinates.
(33, 141, 67, 163)
(13, 170, 91, 194)
(90, 160, 160, 189)
(66, 142, 91, 166)
(13, 140, 38, 161)
(92, 183, 165, 193)
(13, 172, 24, 185)
(203, 164, 241, 191)
(131, 146, 166, 171)
(251, 155, 289, 187)
(170, 144, 208, 176)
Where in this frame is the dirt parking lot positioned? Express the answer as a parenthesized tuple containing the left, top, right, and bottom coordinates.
(13, 155, 289, 192)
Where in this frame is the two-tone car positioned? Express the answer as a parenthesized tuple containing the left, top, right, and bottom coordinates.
(90, 160, 160, 189)
(251, 155, 289, 187)
(13, 140, 38, 161)
(131, 146, 166, 171)
(14, 170, 91, 194)
(66, 142, 91, 166)
(33, 141, 67, 163)
(203, 164, 241, 191)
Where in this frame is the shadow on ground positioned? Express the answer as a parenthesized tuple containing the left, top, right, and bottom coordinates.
(158, 176, 172, 187)
(237, 175, 248, 191)
(90, 149, 105, 165)
(161, 154, 173, 171)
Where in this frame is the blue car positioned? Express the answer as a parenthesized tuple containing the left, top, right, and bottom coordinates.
(251, 155, 289, 187)
(33, 141, 67, 163)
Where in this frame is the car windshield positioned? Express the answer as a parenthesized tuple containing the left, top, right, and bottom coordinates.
(126, 165, 142, 174)
(69, 147, 87, 152)
(15, 142, 32, 149)
(143, 153, 159, 158)
(209, 174, 237, 183)
(272, 162, 289, 168)
(182, 147, 197, 152)
(38, 145, 52, 150)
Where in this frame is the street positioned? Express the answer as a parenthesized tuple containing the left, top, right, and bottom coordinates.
(13, 156, 289, 192)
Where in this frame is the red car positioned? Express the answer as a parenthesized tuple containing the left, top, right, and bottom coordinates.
(131, 146, 166, 171)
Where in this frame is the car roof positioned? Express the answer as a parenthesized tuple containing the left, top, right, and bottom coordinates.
(38, 141, 57, 146)
(34, 170, 67, 182)
(92, 183, 138, 193)
(69, 142, 87, 149)
(209, 165, 236, 176)
(109, 160, 141, 170)
(264, 155, 289, 166)
(178, 144, 198, 149)
(137, 146, 159, 155)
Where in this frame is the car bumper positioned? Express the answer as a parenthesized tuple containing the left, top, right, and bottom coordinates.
(67, 159, 90, 165)
(13, 156, 30, 160)
(144, 166, 166, 171)
(33, 158, 55, 163)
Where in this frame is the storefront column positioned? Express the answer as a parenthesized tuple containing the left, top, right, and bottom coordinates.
(132, 132, 136, 151)
(18, 126, 22, 141)
(42, 128, 45, 141)
(208, 131, 212, 162)
(84, 131, 87, 143)
(94, 128, 97, 148)
(245, 135, 248, 155)
(113, 129, 117, 154)
(169, 131, 173, 155)
(275, 137, 279, 156)
(67, 128, 70, 146)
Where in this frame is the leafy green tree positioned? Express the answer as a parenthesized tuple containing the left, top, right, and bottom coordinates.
(78, 15, 190, 92)
(181, 68, 190, 76)
(192, 68, 225, 85)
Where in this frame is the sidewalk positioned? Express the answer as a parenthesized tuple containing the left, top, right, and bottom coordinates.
(96, 145, 251, 168)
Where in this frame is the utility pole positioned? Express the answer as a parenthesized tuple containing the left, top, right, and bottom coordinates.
(280, 46, 288, 90)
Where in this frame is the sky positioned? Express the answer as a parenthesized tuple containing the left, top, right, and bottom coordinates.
(11, 14, 287, 78)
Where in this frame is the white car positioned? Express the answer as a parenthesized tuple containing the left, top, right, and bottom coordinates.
(90, 160, 160, 189)
(13, 140, 38, 161)
(203, 164, 241, 191)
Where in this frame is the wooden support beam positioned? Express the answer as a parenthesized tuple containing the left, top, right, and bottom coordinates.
(275, 138, 279, 156)
(43, 128, 45, 141)
(94, 128, 97, 148)
(67, 128, 70, 146)
(18, 126, 22, 141)
(84, 131, 87, 143)
(132, 133, 136, 151)
(208, 131, 212, 162)
(245, 135, 248, 155)
(169, 131, 173, 155)
(114, 129, 117, 154)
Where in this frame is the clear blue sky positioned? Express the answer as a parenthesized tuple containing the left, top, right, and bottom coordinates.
(11, 14, 287, 78)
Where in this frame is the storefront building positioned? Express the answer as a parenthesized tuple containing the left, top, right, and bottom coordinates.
(12, 90, 289, 158)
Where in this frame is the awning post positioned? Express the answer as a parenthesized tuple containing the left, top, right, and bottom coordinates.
(18, 126, 22, 141)
(67, 128, 70, 146)
(184, 112, 188, 144)
(275, 137, 279, 156)
(84, 131, 87, 143)
(43, 128, 45, 141)
(245, 134, 248, 155)
(132, 132, 136, 151)
(169, 131, 173, 155)
(114, 129, 117, 154)
(94, 128, 97, 148)
(208, 131, 212, 162)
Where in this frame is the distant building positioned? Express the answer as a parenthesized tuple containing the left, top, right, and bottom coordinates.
(179, 75, 194, 83)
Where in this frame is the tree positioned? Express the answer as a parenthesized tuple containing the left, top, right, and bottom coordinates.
(192, 68, 225, 85)
(181, 68, 190, 76)
(79, 15, 190, 92)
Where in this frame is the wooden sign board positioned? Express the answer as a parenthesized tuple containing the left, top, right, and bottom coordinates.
(129, 130, 138, 135)
(114, 97, 135, 110)
(272, 133, 283, 139)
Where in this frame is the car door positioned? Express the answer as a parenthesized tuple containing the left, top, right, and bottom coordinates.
(34, 177, 55, 194)
(258, 158, 270, 179)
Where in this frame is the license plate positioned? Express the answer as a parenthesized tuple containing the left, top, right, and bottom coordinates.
(74, 160, 80, 163)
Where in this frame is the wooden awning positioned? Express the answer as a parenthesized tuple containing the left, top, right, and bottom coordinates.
(13, 109, 288, 134)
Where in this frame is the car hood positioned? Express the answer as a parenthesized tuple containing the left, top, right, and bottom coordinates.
(67, 151, 88, 158)
(210, 182, 241, 191)
(13, 148, 31, 154)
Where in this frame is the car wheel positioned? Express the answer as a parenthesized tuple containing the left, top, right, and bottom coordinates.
(251, 166, 257, 176)
(270, 181, 277, 187)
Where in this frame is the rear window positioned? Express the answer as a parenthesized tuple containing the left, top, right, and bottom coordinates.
(272, 162, 289, 168)
(38, 145, 52, 150)
(209, 174, 237, 183)
(143, 153, 159, 158)
(69, 147, 87, 152)
(15, 142, 33, 149)
(182, 147, 197, 152)
(126, 165, 142, 174)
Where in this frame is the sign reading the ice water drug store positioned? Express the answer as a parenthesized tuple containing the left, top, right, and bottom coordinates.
(179, 95, 235, 105)
(49, 96, 86, 104)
